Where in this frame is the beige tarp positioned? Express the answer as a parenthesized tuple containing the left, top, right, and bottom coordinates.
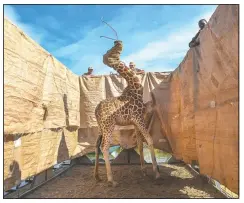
(4, 128, 78, 190)
(79, 73, 169, 128)
(152, 5, 238, 193)
(4, 5, 238, 195)
(4, 22, 80, 133)
(4, 20, 48, 134)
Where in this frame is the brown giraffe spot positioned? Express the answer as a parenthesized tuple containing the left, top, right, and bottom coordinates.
(134, 99, 140, 105)
(95, 40, 161, 184)
(125, 109, 129, 115)
(134, 83, 140, 88)
(134, 77, 139, 83)
(123, 67, 129, 72)
(138, 102, 143, 108)
(133, 105, 138, 112)
(128, 71, 134, 77)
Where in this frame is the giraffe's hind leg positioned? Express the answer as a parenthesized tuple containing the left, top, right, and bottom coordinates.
(135, 129, 146, 176)
(133, 118, 160, 180)
(94, 133, 102, 182)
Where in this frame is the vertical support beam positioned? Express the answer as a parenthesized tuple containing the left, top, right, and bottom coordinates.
(128, 149, 131, 164)
(16, 183, 20, 198)
(30, 176, 36, 189)
(45, 169, 48, 181)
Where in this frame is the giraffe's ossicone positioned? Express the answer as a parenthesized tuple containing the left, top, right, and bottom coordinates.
(94, 40, 160, 187)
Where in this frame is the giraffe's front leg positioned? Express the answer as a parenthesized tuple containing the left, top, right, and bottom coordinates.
(148, 140, 160, 179)
(102, 146, 117, 187)
(136, 133, 146, 176)
(101, 128, 117, 187)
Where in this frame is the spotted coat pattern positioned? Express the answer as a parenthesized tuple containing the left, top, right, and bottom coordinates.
(94, 41, 160, 186)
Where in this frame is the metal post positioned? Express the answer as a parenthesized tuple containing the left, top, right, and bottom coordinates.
(30, 176, 36, 189)
(16, 183, 20, 198)
(128, 149, 130, 164)
(45, 169, 47, 181)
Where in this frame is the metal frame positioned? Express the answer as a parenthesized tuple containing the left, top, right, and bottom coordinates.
(4, 162, 74, 199)
(4, 158, 231, 199)
(186, 164, 233, 198)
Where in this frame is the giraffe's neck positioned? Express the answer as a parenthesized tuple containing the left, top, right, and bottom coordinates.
(103, 41, 142, 89)
(113, 62, 141, 89)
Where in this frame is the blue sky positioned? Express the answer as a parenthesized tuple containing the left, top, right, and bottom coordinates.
(4, 5, 218, 75)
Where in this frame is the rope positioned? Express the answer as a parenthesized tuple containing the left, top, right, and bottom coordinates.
(100, 17, 118, 40)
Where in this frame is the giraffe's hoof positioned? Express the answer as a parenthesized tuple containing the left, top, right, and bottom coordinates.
(142, 171, 147, 176)
(108, 181, 118, 187)
(155, 172, 160, 180)
(141, 168, 147, 176)
(94, 175, 102, 182)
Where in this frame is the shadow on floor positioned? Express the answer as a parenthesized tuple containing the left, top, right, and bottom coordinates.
(23, 163, 226, 198)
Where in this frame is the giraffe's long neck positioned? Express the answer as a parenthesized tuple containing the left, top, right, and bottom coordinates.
(103, 41, 142, 89)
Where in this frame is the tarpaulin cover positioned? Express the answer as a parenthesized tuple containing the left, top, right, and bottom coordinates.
(4, 5, 238, 194)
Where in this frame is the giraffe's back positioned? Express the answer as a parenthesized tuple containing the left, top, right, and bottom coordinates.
(95, 93, 145, 126)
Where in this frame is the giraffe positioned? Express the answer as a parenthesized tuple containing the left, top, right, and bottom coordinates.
(94, 40, 160, 187)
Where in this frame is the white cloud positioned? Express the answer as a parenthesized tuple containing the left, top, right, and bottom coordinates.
(6, 5, 216, 75)
(52, 6, 217, 75)
(122, 6, 217, 72)
(71, 54, 115, 76)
